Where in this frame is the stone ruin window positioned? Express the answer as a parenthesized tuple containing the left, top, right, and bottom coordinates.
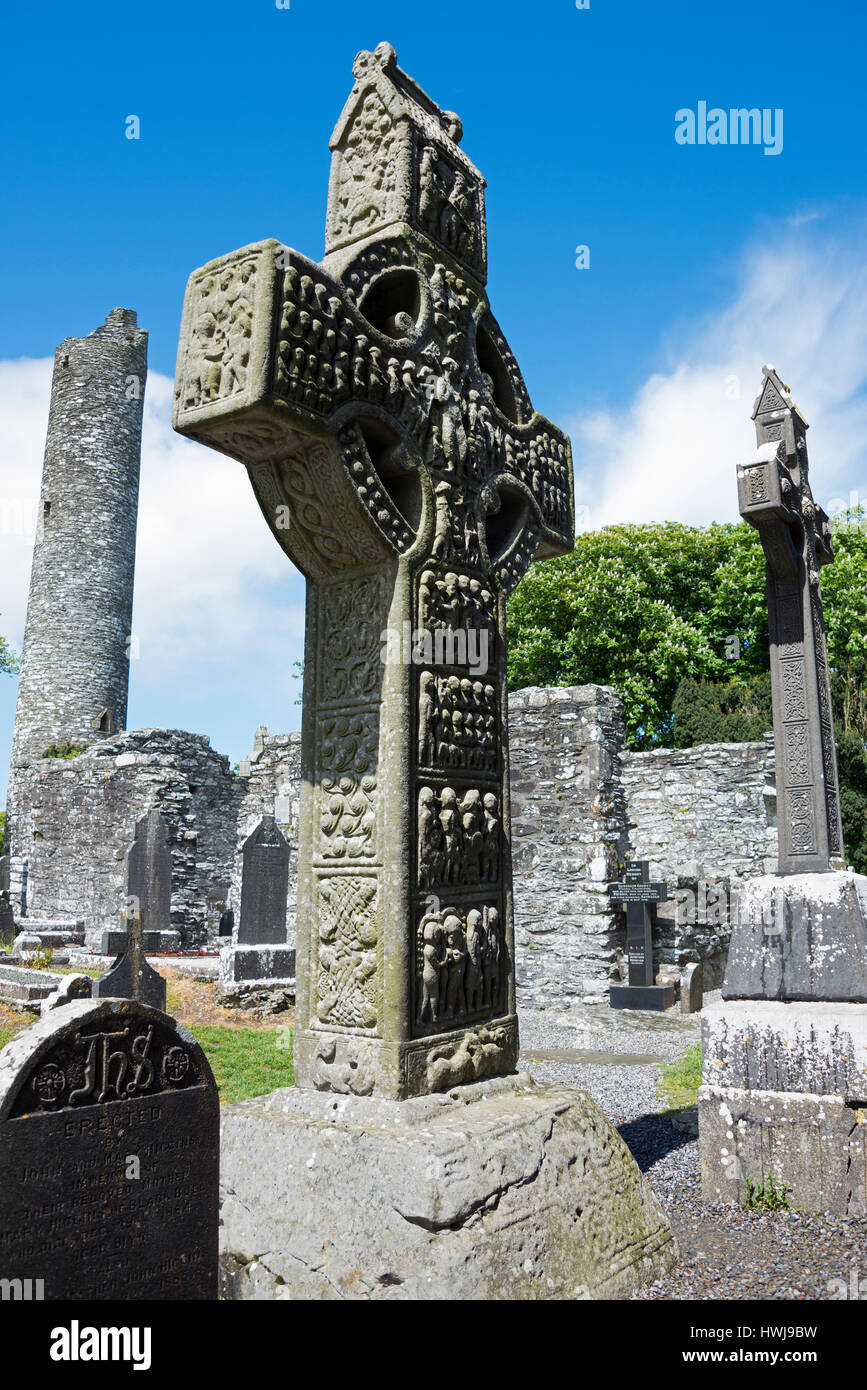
(94, 709, 115, 736)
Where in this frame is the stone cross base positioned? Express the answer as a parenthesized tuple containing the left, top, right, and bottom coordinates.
(218, 944, 296, 989)
(699, 997, 867, 1215)
(219, 1074, 677, 1300)
(292, 1015, 520, 1100)
(723, 871, 867, 1001)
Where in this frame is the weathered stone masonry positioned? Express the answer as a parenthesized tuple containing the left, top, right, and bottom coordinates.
(7, 308, 148, 856)
(8, 691, 775, 996)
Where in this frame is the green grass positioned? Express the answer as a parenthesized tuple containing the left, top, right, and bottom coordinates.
(745, 1174, 790, 1212)
(657, 1043, 702, 1112)
(189, 1024, 294, 1105)
(0, 1020, 29, 1051)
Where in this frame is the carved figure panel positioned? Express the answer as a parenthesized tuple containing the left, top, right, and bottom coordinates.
(417, 672, 498, 773)
(427, 1024, 511, 1091)
(414, 134, 485, 278)
(330, 89, 401, 247)
(178, 252, 258, 412)
(417, 784, 500, 887)
(416, 902, 504, 1029)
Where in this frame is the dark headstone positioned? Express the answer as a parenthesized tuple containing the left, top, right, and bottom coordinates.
(609, 983, 676, 1012)
(0, 857, 13, 947)
(126, 808, 172, 937)
(610, 861, 672, 1011)
(0, 895, 14, 949)
(219, 907, 235, 938)
(95, 810, 172, 1008)
(238, 816, 290, 947)
(0, 997, 219, 1299)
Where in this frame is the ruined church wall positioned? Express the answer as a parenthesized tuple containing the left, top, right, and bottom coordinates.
(507, 689, 776, 1006)
(11, 729, 241, 948)
(8, 696, 776, 996)
(233, 729, 302, 946)
(621, 738, 777, 882)
(508, 686, 627, 1007)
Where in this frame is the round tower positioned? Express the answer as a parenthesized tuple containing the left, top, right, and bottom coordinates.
(8, 308, 148, 829)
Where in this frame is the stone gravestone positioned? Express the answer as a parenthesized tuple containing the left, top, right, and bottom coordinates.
(680, 961, 703, 1015)
(0, 997, 219, 1299)
(95, 811, 176, 1009)
(0, 855, 14, 947)
(609, 861, 673, 1011)
(174, 41, 676, 1298)
(219, 816, 295, 987)
(699, 368, 867, 1215)
(100, 809, 180, 958)
(218, 905, 234, 938)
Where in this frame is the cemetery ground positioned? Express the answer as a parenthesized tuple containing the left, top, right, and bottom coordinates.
(0, 962, 295, 1105)
(2, 954, 864, 1302)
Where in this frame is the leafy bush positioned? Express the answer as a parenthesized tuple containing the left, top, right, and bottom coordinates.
(41, 742, 86, 760)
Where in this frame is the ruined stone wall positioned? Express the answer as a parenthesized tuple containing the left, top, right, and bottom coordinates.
(8, 310, 148, 858)
(507, 691, 777, 1006)
(234, 727, 302, 946)
(508, 686, 626, 1007)
(6, 694, 776, 997)
(11, 729, 240, 948)
(621, 738, 777, 882)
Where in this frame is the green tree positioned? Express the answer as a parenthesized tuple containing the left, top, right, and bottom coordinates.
(672, 673, 773, 747)
(506, 521, 769, 748)
(0, 615, 18, 678)
(507, 514, 867, 869)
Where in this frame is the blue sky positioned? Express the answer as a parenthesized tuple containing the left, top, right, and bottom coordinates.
(2, 0, 866, 802)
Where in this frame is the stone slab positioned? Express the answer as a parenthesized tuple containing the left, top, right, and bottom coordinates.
(100, 929, 181, 956)
(0, 998, 219, 1299)
(680, 961, 703, 1014)
(609, 984, 676, 1012)
(723, 871, 867, 1001)
(698, 1083, 867, 1216)
(219, 1072, 677, 1300)
(702, 997, 867, 1101)
(15, 929, 85, 951)
(0, 966, 66, 1003)
(218, 944, 296, 986)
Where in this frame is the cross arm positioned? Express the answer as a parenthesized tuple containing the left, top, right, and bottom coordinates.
(737, 441, 801, 581)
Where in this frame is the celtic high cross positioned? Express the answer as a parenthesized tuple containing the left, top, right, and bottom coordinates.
(737, 366, 844, 874)
(174, 42, 574, 1098)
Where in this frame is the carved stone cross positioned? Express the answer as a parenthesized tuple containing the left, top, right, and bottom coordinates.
(737, 366, 844, 874)
(174, 42, 574, 1098)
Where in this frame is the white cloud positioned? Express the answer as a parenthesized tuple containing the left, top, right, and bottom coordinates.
(570, 216, 867, 530)
(0, 361, 306, 785)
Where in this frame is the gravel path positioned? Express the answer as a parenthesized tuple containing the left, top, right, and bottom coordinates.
(518, 1003, 867, 1301)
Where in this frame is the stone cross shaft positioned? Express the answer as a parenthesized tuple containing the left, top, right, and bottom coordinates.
(737, 366, 844, 874)
(173, 43, 574, 1098)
